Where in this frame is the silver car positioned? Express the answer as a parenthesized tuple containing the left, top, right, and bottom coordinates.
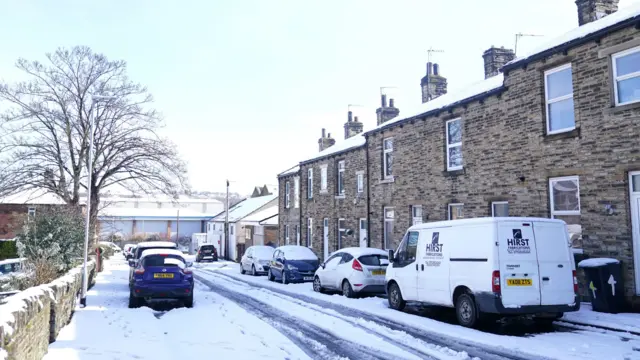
(240, 245, 275, 276)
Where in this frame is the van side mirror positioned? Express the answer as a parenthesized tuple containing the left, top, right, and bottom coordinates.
(388, 249, 395, 263)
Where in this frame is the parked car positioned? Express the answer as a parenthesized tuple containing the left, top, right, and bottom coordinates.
(99, 241, 122, 253)
(195, 244, 218, 262)
(385, 217, 579, 328)
(313, 247, 389, 297)
(240, 245, 275, 276)
(129, 248, 194, 308)
(0, 258, 26, 276)
(128, 241, 178, 288)
(123, 244, 136, 259)
(267, 245, 319, 284)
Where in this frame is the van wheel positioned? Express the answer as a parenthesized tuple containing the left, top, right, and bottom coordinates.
(342, 280, 355, 298)
(388, 283, 406, 311)
(456, 293, 479, 328)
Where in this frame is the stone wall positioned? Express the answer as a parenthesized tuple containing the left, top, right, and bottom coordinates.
(0, 261, 96, 360)
(278, 171, 301, 247)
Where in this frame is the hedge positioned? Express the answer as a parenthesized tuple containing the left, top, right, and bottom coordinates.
(0, 240, 18, 260)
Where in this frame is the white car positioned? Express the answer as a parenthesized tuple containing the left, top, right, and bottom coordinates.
(123, 244, 136, 259)
(313, 247, 389, 298)
(240, 245, 275, 276)
(99, 241, 122, 253)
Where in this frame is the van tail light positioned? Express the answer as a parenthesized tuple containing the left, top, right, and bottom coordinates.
(492, 270, 501, 294)
(134, 268, 145, 275)
(572, 270, 578, 293)
(352, 259, 363, 272)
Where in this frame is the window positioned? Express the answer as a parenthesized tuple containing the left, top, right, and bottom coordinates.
(320, 165, 328, 192)
(307, 168, 313, 199)
(295, 225, 300, 245)
(294, 177, 300, 208)
(383, 138, 393, 179)
(411, 205, 423, 225)
(446, 118, 463, 171)
(307, 218, 313, 247)
(549, 176, 580, 216)
(284, 224, 290, 244)
(356, 172, 364, 193)
(448, 203, 464, 220)
(383, 207, 394, 249)
(358, 254, 388, 266)
(340, 253, 354, 264)
(230, 224, 235, 235)
(395, 231, 418, 265)
(337, 160, 345, 195)
(492, 201, 509, 217)
(285, 181, 291, 208)
(27, 207, 36, 218)
(337, 219, 346, 249)
(612, 46, 640, 106)
(544, 64, 575, 134)
(245, 226, 252, 240)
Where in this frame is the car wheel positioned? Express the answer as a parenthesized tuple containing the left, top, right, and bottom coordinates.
(268, 269, 274, 281)
(313, 276, 325, 293)
(251, 265, 257, 276)
(128, 291, 141, 309)
(342, 280, 355, 298)
(456, 293, 479, 328)
(281, 271, 288, 285)
(387, 282, 406, 311)
(184, 293, 194, 308)
(240, 264, 245, 274)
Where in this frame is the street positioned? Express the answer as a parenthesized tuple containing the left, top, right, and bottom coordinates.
(43, 256, 640, 360)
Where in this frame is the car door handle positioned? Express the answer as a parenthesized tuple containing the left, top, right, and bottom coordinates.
(421, 264, 424, 271)
(542, 277, 550, 281)
(415, 264, 418, 271)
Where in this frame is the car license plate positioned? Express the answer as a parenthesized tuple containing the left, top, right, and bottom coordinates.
(153, 273, 174, 279)
(371, 269, 386, 276)
(303, 277, 313, 281)
(507, 278, 532, 286)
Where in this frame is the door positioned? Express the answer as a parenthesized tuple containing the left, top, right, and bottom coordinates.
(417, 229, 450, 305)
(359, 219, 368, 248)
(532, 221, 575, 305)
(497, 221, 541, 306)
(321, 253, 343, 289)
(243, 248, 253, 271)
(630, 172, 640, 295)
(391, 232, 419, 301)
(323, 218, 329, 259)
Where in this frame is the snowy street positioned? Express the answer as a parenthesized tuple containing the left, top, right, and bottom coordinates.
(44, 257, 640, 360)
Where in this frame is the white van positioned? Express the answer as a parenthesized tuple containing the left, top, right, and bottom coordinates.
(385, 217, 579, 328)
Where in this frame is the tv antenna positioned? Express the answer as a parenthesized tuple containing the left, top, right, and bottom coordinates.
(514, 33, 543, 56)
(379, 86, 397, 95)
(426, 47, 444, 63)
(348, 104, 363, 112)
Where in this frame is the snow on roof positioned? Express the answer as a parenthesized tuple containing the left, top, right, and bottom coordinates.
(507, 2, 640, 68)
(409, 216, 566, 230)
(301, 133, 366, 164)
(136, 241, 178, 248)
(243, 206, 278, 224)
(277, 165, 300, 177)
(140, 248, 185, 258)
(98, 207, 218, 219)
(0, 189, 68, 205)
(276, 245, 318, 260)
(578, 258, 620, 268)
(210, 193, 277, 223)
(259, 215, 278, 226)
(366, 74, 505, 134)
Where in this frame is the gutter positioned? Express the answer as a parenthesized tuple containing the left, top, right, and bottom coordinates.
(299, 143, 366, 166)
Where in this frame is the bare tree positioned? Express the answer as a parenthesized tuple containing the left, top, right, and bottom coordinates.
(0, 46, 188, 235)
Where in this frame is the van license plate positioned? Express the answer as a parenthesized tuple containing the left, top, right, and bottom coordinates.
(153, 273, 174, 279)
(507, 279, 532, 286)
(371, 269, 386, 276)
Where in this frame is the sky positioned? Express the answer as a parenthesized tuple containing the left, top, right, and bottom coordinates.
(0, 0, 637, 195)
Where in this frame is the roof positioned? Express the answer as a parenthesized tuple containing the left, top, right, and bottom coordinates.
(210, 193, 277, 223)
(365, 74, 505, 135)
(505, 2, 640, 70)
(0, 190, 68, 205)
(98, 207, 218, 220)
(140, 248, 185, 258)
(329, 247, 388, 258)
(243, 206, 278, 225)
(135, 241, 178, 248)
(300, 133, 366, 164)
(259, 214, 278, 226)
(277, 165, 300, 178)
(408, 217, 566, 231)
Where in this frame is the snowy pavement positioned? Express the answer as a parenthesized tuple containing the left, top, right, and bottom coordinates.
(196, 261, 640, 360)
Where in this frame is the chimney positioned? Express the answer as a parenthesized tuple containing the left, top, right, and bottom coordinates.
(319, 128, 336, 152)
(482, 46, 515, 79)
(376, 97, 400, 126)
(576, 0, 619, 26)
(420, 62, 448, 103)
(381, 94, 387, 108)
(348, 110, 353, 122)
(344, 112, 363, 139)
(389, 99, 394, 108)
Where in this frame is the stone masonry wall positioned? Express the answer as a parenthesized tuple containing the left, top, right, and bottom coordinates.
(0, 260, 96, 360)
(278, 172, 301, 247)
(301, 146, 368, 261)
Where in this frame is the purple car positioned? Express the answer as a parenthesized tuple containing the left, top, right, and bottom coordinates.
(129, 249, 194, 308)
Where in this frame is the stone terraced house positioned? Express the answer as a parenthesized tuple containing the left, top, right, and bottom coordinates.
(277, 0, 640, 307)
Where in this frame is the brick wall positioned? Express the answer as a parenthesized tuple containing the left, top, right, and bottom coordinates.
(0, 205, 28, 240)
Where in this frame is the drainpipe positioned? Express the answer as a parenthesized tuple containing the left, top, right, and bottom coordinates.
(365, 134, 372, 248)
(299, 169, 303, 248)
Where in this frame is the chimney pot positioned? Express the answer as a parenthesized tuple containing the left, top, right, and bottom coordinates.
(322, 128, 326, 138)
(354, 116, 358, 122)
(348, 110, 353, 122)
(389, 98, 395, 108)
(433, 63, 440, 76)
(381, 94, 387, 108)
(328, 133, 331, 138)
(427, 62, 433, 75)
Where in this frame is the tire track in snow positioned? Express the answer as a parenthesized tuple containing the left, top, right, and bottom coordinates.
(201, 268, 550, 360)
(194, 274, 415, 360)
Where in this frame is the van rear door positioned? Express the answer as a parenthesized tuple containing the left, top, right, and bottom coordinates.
(532, 221, 575, 306)
(497, 221, 541, 307)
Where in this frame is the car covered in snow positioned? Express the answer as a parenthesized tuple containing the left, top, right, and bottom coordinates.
(129, 248, 194, 308)
(240, 245, 274, 276)
(313, 247, 389, 297)
(267, 245, 319, 284)
(123, 244, 136, 259)
(128, 241, 178, 288)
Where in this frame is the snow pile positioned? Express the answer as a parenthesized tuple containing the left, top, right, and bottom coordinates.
(279, 246, 318, 260)
(578, 258, 620, 268)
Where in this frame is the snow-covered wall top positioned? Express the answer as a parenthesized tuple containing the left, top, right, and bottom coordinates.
(277, 165, 300, 178)
(300, 133, 366, 164)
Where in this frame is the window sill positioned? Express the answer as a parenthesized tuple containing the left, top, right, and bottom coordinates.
(379, 177, 395, 184)
(443, 168, 465, 177)
(319, 190, 328, 194)
(544, 127, 580, 141)
(334, 195, 346, 199)
(606, 100, 640, 115)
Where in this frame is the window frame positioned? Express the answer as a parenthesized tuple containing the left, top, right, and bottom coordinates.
(27, 207, 36, 217)
(284, 225, 289, 244)
(307, 218, 313, 247)
(320, 165, 328, 192)
(337, 160, 345, 195)
(307, 168, 313, 199)
(285, 181, 291, 208)
(337, 218, 346, 249)
(544, 63, 575, 134)
(549, 175, 581, 216)
(411, 205, 423, 225)
(491, 201, 509, 217)
(294, 177, 300, 208)
(295, 225, 300, 245)
(612, 46, 640, 107)
(445, 118, 463, 171)
(383, 207, 394, 249)
(448, 203, 464, 220)
(356, 171, 364, 193)
(383, 138, 393, 179)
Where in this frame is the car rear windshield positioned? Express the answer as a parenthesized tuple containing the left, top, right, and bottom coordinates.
(136, 246, 175, 259)
(142, 254, 184, 267)
(200, 245, 215, 251)
(358, 254, 388, 266)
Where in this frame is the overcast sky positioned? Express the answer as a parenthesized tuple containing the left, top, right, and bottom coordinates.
(0, 0, 636, 195)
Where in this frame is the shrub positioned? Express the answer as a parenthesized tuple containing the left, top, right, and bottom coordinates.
(0, 240, 18, 260)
